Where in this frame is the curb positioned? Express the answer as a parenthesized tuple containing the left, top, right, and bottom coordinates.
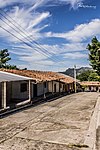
(83, 96, 100, 150)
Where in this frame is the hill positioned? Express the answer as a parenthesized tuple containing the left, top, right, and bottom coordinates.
(60, 67, 92, 77)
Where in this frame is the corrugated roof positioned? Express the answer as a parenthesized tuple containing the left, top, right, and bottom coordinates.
(0, 69, 74, 83)
(0, 71, 32, 82)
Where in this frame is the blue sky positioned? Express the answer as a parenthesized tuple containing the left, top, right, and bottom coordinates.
(0, 0, 100, 71)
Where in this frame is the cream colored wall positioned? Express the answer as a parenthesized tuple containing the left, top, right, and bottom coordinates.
(11, 80, 29, 100)
(48, 81, 52, 92)
(84, 86, 100, 92)
(37, 82, 48, 96)
(48, 81, 60, 93)
(48, 81, 72, 93)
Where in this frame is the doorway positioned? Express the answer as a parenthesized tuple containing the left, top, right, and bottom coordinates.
(54, 84, 56, 93)
(33, 84, 37, 97)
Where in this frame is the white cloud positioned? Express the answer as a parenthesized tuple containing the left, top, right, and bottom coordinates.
(64, 52, 87, 59)
(9, 42, 88, 71)
(0, 6, 51, 42)
(27, 12, 51, 29)
(0, 0, 91, 71)
(37, 42, 87, 55)
(28, 0, 48, 11)
(0, 0, 85, 10)
(46, 19, 100, 42)
(0, 0, 88, 44)
(0, 0, 35, 8)
(59, 0, 84, 9)
(19, 52, 47, 62)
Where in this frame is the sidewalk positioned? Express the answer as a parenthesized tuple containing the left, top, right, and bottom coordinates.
(96, 96, 100, 150)
(83, 95, 100, 150)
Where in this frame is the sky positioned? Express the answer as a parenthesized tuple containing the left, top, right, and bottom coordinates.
(0, 0, 100, 71)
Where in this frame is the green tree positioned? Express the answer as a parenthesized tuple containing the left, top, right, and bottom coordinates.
(87, 37, 100, 75)
(88, 72, 99, 81)
(5, 64, 19, 70)
(77, 70, 92, 81)
(77, 70, 100, 82)
(0, 49, 11, 68)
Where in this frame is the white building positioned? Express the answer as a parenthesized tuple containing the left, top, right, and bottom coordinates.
(0, 71, 32, 110)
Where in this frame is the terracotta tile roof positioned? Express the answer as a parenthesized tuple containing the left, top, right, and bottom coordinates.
(80, 81, 100, 86)
(0, 69, 74, 83)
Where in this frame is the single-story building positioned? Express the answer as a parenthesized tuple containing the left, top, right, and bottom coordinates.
(0, 69, 77, 103)
(80, 81, 100, 92)
(30, 72, 75, 95)
(0, 71, 32, 110)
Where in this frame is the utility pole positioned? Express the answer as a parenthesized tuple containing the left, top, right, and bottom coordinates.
(74, 65, 76, 93)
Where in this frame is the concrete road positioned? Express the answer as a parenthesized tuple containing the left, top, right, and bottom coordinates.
(0, 92, 99, 150)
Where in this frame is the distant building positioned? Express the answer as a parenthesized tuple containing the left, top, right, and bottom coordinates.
(80, 81, 100, 92)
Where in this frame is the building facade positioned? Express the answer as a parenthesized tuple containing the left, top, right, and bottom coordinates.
(0, 71, 32, 110)
(0, 69, 76, 111)
(80, 81, 100, 92)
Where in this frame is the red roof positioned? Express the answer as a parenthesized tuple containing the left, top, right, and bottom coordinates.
(0, 69, 74, 84)
(80, 81, 100, 86)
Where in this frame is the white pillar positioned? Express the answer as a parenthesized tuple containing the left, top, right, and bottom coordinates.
(74, 65, 77, 93)
(29, 80, 31, 102)
(52, 80, 54, 94)
(59, 80, 61, 93)
(43, 82, 46, 99)
(44, 92, 46, 99)
(2, 81, 7, 109)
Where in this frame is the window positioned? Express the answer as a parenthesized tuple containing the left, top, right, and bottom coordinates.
(20, 83, 27, 92)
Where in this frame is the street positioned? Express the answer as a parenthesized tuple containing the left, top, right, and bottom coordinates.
(0, 92, 99, 150)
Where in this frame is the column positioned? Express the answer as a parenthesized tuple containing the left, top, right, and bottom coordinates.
(2, 81, 7, 109)
(52, 80, 53, 94)
(59, 81, 60, 93)
(74, 65, 76, 93)
(43, 82, 46, 99)
(29, 80, 31, 102)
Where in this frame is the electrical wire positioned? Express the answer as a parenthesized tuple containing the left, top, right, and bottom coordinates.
(0, 10, 60, 62)
(0, 26, 67, 68)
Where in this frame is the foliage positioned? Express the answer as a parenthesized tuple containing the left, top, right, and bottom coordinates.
(22, 68, 27, 70)
(3, 64, 19, 70)
(0, 49, 11, 68)
(87, 37, 100, 75)
(77, 70, 92, 81)
(88, 72, 100, 81)
(77, 70, 100, 81)
(0, 49, 20, 70)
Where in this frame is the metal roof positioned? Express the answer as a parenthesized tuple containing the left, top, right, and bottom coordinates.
(0, 71, 32, 82)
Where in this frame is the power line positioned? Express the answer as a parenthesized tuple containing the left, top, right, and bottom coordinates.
(0, 25, 51, 59)
(0, 26, 67, 69)
(0, 10, 59, 62)
(0, 9, 81, 67)
(0, 22, 60, 64)
(10, 48, 68, 68)
(0, 8, 87, 67)
(10, 57, 67, 68)
(0, 15, 54, 60)
(0, 9, 73, 68)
